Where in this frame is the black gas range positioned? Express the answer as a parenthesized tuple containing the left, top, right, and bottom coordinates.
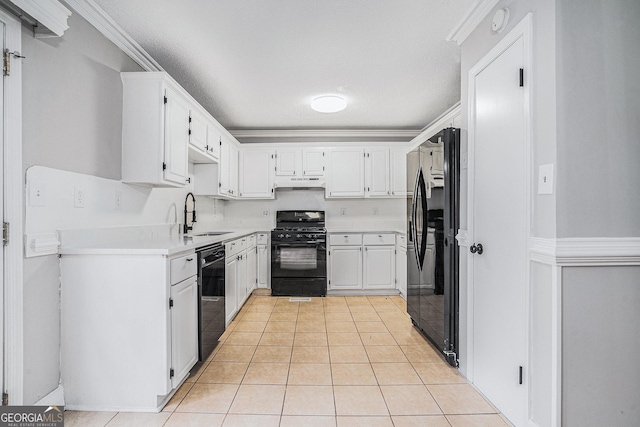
(271, 211, 327, 297)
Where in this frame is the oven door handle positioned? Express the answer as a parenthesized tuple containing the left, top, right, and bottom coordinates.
(274, 242, 325, 247)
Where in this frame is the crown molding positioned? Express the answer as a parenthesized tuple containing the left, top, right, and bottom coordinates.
(64, 0, 162, 71)
(530, 237, 640, 266)
(230, 129, 420, 144)
(408, 102, 461, 150)
(446, 0, 500, 45)
(6, 0, 71, 36)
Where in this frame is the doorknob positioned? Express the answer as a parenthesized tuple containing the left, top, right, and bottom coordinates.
(470, 243, 484, 255)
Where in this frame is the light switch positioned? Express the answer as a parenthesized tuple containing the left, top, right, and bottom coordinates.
(538, 164, 554, 195)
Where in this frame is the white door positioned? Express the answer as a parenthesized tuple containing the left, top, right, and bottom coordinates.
(470, 35, 528, 425)
(0, 17, 5, 402)
(246, 246, 257, 294)
(390, 148, 407, 197)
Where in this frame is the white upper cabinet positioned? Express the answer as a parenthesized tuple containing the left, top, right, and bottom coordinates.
(365, 148, 390, 197)
(275, 149, 298, 176)
(275, 148, 325, 177)
(326, 148, 365, 198)
(390, 148, 407, 197)
(193, 132, 240, 199)
(239, 149, 275, 199)
(122, 73, 191, 187)
(302, 149, 325, 176)
(163, 87, 191, 185)
(188, 109, 220, 164)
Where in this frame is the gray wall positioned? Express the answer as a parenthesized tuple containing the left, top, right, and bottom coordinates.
(562, 267, 640, 426)
(556, 0, 640, 238)
(21, 10, 142, 404)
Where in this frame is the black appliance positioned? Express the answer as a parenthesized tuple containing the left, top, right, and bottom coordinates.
(407, 127, 460, 367)
(271, 210, 327, 297)
(196, 243, 225, 366)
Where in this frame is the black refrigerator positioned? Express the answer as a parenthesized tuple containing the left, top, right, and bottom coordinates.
(406, 127, 460, 367)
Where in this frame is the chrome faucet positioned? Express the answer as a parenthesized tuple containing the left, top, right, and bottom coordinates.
(183, 192, 197, 234)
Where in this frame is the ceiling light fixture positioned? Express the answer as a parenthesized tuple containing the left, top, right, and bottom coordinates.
(311, 95, 347, 113)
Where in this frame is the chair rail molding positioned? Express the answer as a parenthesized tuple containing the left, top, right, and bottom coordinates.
(530, 237, 640, 266)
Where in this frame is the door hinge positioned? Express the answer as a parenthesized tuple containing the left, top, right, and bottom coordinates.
(189, 116, 192, 123)
(169, 368, 174, 379)
(3, 222, 9, 246)
(188, 129, 191, 135)
(519, 68, 524, 87)
(169, 298, 174, 309)
(3, 49, 25, 77)
(2, 392, 8, 406)
(164, 95, 168, 104)
(162, 162, 167, 171)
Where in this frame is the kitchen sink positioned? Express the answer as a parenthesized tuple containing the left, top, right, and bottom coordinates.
(194, 232, 231, 237)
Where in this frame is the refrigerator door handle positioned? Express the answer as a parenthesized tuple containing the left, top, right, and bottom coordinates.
(416, 169, 428, 269)
(411, 167, 421, 267)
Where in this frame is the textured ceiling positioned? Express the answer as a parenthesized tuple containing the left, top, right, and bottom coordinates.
(92, 0, 472, 138)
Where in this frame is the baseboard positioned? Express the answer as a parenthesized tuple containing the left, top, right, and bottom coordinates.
(34, 385, 65, 407)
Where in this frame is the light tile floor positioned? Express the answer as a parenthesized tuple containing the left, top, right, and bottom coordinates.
(65, 294, 511, 426)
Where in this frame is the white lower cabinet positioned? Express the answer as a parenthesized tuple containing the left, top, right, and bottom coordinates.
(224, 234, 259, 325)
(256, 232, 270, 288)
(170, 276, 198, 388)
(363, 245, 395, 289)
(329, 233, 397, 293)
(396, 235, 407, 298)
(225, 254, 238, 325)
(329, 245, 363, 290)
(60, 251, 198, 412)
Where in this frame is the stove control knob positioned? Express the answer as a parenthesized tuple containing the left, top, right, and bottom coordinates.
(297, 234, 302, 238)
(278, 234, 284, 238)
(285, 234, 290, 238)
(307, 234, 312, 238)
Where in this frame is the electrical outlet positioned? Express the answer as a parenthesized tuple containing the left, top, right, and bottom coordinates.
(74, 187, 85, 208)
(373, 207, 379, 216)
(262, 210, 270, 216)
(340, 208, 347, 216)
(114, 190, 122, 210)
(29, 180, 46, 207)
(538, 164, 554, 195)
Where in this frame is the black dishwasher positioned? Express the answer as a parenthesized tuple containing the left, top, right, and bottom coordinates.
(197, 243, 225, 364)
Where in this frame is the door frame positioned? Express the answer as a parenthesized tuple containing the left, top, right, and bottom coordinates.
(465, 12, 533, 422)
(0, 7, 23, 405)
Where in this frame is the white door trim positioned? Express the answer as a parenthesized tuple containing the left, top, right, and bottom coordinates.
(0, 7, 24, 405)
(466, 12, 533, 424)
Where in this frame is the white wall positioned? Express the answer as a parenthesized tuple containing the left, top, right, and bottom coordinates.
(221, 190, 405, 232)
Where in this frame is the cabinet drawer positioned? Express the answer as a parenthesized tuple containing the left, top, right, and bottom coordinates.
(397, 234, 407, 248)
(226, 237, 248, 258)
(329, 234, 362, 246)
(257, 233, 269, 245)
(247, 233, 257, 248)
(170, 253, 197, 284)
(363, 233, 395, 245)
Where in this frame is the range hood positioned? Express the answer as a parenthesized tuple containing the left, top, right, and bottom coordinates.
(273, 176, 326, 190)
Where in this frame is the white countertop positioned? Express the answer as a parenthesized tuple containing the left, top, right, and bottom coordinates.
(59, 229, 263, 256)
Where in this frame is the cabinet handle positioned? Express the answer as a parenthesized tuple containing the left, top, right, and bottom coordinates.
(186, 258, 194, 262)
